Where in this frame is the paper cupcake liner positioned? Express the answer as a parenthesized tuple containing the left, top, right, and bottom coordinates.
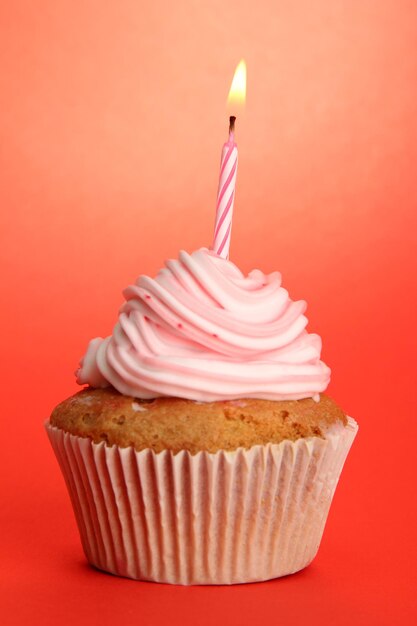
(45, 417, 358, 585)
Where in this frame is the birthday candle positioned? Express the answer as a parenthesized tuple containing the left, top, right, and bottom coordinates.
(212, 117, 238, 258)
(212, 60, 246, 259)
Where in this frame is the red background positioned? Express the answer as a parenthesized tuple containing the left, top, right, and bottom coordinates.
(1, 1, 417, 624)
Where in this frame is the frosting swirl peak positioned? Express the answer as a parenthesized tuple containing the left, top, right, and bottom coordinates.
(76, 248, 330, 401)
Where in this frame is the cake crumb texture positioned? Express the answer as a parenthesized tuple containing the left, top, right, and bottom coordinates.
(50, 388, 347, 455)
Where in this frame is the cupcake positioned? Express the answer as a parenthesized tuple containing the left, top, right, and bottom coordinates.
(46, 248, 358, 584)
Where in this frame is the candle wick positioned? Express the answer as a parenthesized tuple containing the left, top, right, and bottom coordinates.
(229, 115, 236, 134)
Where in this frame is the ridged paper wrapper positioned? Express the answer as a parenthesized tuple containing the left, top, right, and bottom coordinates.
(46, 417, 358, 585)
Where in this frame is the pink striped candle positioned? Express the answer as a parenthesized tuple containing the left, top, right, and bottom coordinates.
(212, 116, 238, 259)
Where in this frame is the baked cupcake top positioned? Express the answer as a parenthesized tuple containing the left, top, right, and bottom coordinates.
(76, 248, 330, 402)
(50, 388, 346, 455)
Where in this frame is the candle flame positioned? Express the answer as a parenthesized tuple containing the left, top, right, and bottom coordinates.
(227, 59, 246, 112)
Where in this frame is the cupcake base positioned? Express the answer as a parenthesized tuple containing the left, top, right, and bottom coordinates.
(46, 417, 358, 585)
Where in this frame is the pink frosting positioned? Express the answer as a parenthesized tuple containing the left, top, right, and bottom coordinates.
(76, 248, 330, 401)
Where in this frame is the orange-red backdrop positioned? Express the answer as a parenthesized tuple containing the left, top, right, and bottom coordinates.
(1, 1, 416, 625)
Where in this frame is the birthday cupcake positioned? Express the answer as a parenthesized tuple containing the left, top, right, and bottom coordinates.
(46, 247, 358, 585)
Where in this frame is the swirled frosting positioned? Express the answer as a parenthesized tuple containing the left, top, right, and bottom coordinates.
(76, 248, 330, 401)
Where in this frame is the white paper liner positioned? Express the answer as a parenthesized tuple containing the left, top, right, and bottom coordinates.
(46, 417, 358, 585)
